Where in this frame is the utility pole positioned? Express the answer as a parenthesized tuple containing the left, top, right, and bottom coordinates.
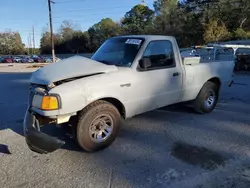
(27, 36, 30, 55)
(48, 0, 56, 63)
(32, 26, 35, 54)
(28, 33, 32, 54)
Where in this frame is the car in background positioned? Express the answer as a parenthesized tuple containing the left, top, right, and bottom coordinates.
(180, 49, 200, 58)
(30, 55, 43, 63)
(21, 56, 34, 63)
(44, 57, 52, 63)
(44, 56, 61, 63)
(2, 56, 13, 63)
(13, 56, 22, 63)
(33, 56, 44, 63)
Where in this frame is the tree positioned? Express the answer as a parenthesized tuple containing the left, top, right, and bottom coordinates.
(205, 0, 250, 32)
(12, 32, 25, 54)
(0, 31, 24, 55)
(40, 21, 92, 54)
(154, 0, 178, 15)
(153, 0, 180, 34)
(233, 28, 250, 40)
(88, 18, 120, 51)
(69, 31, 90, 53)
(40, 31, 52, 54)
(59, 20, 75, 40)
(203, 20, 231, 43)
(121, 4, 154, 34)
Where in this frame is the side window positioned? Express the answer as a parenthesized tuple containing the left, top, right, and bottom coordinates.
(142, 40, 175, 69)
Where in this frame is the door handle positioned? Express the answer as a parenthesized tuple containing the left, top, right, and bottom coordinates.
(120, 83, 131, 87)
(173, 72, 180, 77)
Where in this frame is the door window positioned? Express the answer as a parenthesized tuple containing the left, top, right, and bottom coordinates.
(142, 40, 175, 69)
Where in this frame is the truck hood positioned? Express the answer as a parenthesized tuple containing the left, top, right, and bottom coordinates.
(30, 56, 118, 85)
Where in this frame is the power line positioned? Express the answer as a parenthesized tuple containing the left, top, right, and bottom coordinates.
(56, 5, 132, 13)
(53, 11, 127, 19)
(55, 0, 85, 4)
(53, 17, 121, 24)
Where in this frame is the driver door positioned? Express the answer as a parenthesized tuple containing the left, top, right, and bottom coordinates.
(130, 40, 183, 115)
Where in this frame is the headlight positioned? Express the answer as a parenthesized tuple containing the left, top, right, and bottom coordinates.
(41, 96, 59, 110)
(32, 94, 60, 110)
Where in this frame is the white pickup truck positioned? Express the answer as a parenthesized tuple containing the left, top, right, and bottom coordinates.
(23, 35, 234, 154)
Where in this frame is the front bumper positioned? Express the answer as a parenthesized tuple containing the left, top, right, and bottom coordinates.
(23, 108, 65, 154)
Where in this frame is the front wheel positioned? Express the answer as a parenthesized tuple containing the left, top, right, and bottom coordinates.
(76, 100, 121, 152)
(194, 81, 219, 114)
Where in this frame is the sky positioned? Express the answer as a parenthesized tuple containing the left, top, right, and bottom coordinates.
(0, 0, 155, 48)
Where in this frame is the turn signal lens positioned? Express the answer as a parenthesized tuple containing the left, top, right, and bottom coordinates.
(41, 96, 59, 110)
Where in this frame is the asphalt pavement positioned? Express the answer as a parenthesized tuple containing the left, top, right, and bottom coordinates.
(1, 66, 250, 188)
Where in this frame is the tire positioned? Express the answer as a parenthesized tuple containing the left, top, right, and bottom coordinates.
(194, 81, 219, 114)
(76, 100, 121, 152)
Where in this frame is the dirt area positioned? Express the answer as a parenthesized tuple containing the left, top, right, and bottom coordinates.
(0, 63, 47, 72)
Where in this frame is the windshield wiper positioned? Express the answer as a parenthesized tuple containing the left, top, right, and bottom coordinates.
(98, 60, 116, 65)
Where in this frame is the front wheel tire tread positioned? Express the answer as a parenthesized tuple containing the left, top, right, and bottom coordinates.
(76, 100, 121, 152)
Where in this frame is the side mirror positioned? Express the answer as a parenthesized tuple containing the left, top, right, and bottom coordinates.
(139, 58, 151, 70)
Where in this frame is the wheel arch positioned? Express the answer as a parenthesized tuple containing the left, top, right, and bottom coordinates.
(100, 97, 126, 119)
(207, 77, 221, 90)
(84, 97, 126, 119)
(195, 77, 221, 99)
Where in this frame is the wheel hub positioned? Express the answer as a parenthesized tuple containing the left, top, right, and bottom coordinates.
(89, 114, 114, 143)
(205, 91, 216, 108)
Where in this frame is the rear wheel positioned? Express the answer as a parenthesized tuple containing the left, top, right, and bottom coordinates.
(76, 100, 121, 152)
(194, 81, 219, 114)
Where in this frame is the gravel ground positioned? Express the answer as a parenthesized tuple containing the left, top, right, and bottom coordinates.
(1, 64, 250, 188)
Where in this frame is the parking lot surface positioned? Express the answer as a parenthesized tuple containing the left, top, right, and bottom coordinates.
(1, 65, 250, 188)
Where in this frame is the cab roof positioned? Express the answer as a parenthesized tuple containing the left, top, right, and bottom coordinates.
(111, 35, 175, 41)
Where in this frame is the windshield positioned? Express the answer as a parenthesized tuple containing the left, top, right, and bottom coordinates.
(91, 37, 144, 67)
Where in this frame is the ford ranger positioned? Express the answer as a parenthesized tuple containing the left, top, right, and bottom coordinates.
(23, 35, 234, 154)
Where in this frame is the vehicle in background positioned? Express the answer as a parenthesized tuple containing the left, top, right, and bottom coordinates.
(24, 35, 235, 154)
(2, 56, 13, 63)
(44, 56, 61, 63)
(40, 56, 48, 62)
(180, 49, 200, 58)
(28, 58, 34, 63)
(33, 56, 45, 63)
(21, 56, 29, 63)
(21, 56, 34, 63)
(13, 56, 22, 63)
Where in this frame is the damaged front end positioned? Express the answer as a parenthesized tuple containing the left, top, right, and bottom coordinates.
(23, 108, 65, 154)
(23, 84, 65, 154)
(23, 56, 119, 154)
(24, 75, 93, 154)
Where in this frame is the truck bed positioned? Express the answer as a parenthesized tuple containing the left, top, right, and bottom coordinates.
(181, 60, 234, 102)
